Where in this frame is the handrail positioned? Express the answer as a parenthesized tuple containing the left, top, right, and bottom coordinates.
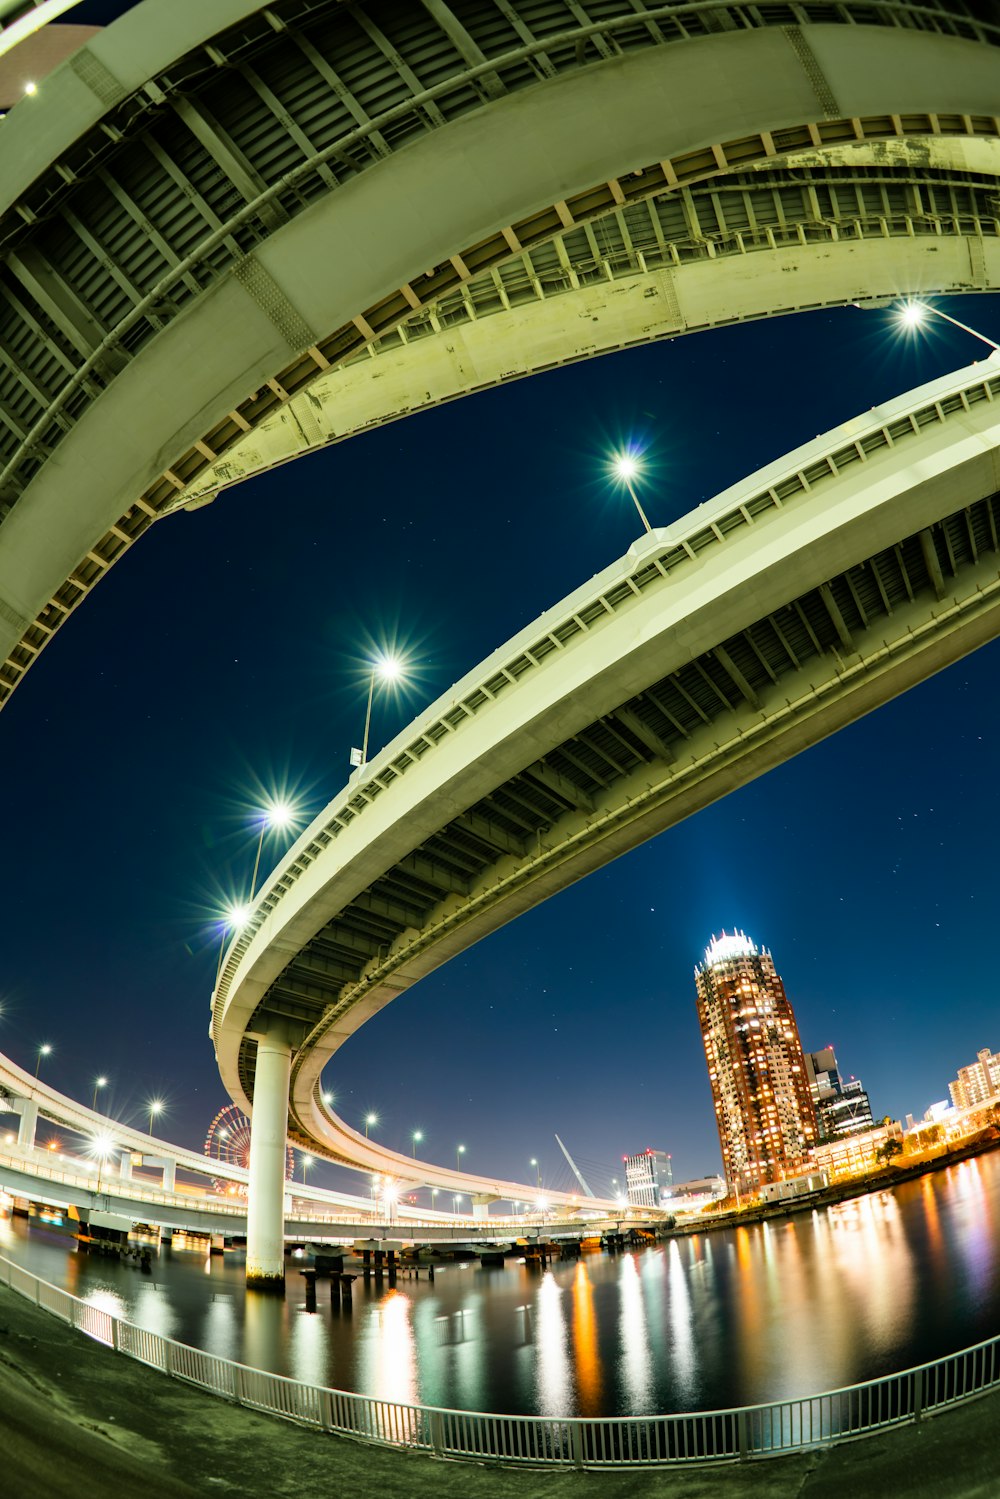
(1, 1247, 996, 1467)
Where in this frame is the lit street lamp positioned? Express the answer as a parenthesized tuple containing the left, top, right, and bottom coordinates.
(147, 1098, 164, 1136)
(353, 652, 408, 770)
(530, 1157, 541, 1190)
(412, 1130, 423, 1158)
(364, 1112, 378, 1139)
(456, 1143, 466, 1172)
(35, 1043, 52, 1078)
(249, 800, 298, 901)
(300, 1152, 313, 1185)
(91, 1076, 107, 1112)
(896, 298, 1000, 351)
(215, 902, 253, 985)
(612, 452, 653, 534)
(91, 1133, 115, 1195)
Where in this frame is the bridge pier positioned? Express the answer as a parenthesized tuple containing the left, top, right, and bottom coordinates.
(16, 1100, 37, 1150)
(245, 1034, 292, 1293)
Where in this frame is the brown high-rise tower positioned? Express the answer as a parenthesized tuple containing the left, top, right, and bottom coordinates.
(695, 931, 817, 1196)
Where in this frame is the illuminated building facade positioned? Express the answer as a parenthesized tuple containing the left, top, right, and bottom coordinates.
(622, 1149, 673, 1208)
(804, 1045, 876, 1141)
(695, 931, 817, 1196)
(948, 1047, 1000, 1110)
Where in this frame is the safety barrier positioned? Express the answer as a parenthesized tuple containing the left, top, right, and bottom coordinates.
(0, 1247, 997, 1467)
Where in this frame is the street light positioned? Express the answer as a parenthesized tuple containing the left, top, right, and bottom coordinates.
(147, 1098, 164, 1135)
(35, 1043, 51, 1078)
(215, 901, 253, 985)
(300, 1152, 313, 1185)
(353, 652, 408, 769)
(91, 1076, 107, 1112)
(611, 451, 654, 534)
(364, 1112, 378, 1138)
(412, 1130, 423, 1157)
(90, 1132, 115, 1194)
(530, 1157, 541, 1190)
(456, 1143, 466, 1172)
(249, 800, 298, 901)
(895, 298, 1000, 351)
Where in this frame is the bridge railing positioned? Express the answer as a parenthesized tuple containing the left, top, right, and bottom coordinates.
(1, 1247, 998, 1467)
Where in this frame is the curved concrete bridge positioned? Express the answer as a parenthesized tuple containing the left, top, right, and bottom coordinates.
(213, 354, 1000, 1281)
(0, 0, 999, 716)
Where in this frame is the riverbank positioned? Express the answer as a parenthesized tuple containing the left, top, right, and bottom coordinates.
(667, 1131, 1000, 1239)
(2, 1278, 999, 1499)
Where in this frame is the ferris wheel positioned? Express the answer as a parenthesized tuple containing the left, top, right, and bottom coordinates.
(203, 1104, 294, 1195)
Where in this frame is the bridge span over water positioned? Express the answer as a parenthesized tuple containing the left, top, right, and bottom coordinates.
(215, 354, 1000, 1281)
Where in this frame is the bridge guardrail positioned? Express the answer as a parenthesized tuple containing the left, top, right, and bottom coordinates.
(1, 1247, 997, 1467)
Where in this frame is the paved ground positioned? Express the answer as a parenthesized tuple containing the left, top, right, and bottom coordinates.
(2, 1282, 999, 1499)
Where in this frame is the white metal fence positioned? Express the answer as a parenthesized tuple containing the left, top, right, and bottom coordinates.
(1, 1247, 997, 1467)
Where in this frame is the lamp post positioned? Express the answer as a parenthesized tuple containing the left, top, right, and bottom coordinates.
(215, 902, 252, 986)
(530, 1157, 541, 1190)
(612, 452, 653, 534)
(147, 1099, 164, 1136)
(364, 1112, 378, 1139)
(300, 1152, 312, 1186)
(896, 298, 1000, 351)
(354, 653, 407, 769)
(35, 1043, 52, 1078)
(91, 1133, 114, 1195)
(249, 800, 297, 901)
(412, 1130, 423, 1158)
(456, 1143, 465, 1172)
(91, 1076, 107, 1112)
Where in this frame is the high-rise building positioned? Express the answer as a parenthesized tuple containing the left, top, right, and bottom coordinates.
(695, 931, 817, 1196)
(804, 1045, 876, 1141)
(948, 1047, 1000, 1109)
(622, 1149, 673, 1207)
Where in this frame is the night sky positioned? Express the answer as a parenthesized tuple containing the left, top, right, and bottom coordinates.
(3, 6, 999, 1199)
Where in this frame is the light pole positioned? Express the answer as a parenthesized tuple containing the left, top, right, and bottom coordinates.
(249, 800, 297, 901)
(412, 1130, 423, 1158)
(612, 452, 653, 534)
(456, 1143, 465, 1172)
(91, 1133, 114, 1195)
(364, 1112, 378, 1139)
(35, 1043, 51, 1078)
(215, 902, 252, 986)
(91, 1076, 107, 1112)
(896, 298, 1000, 351)
(147, 1099, 164, 1136)
(300, 1152, 312, 1186)
(354, 653, 407, 769)
(530, 1157, 541, 1190)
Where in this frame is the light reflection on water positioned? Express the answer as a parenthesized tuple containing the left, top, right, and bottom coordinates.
(3, 1148, 1000, 1417)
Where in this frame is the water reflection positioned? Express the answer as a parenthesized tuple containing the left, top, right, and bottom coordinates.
(534, 1271, 571, 1415)
(617, 1254, 652, 1412)
(3, 1149, 1000, 1418)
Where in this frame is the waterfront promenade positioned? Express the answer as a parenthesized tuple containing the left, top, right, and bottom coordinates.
(3, 1282, 997, 1499)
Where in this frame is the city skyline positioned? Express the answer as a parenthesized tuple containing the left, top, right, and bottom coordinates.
(2, 301, 1000, 1191)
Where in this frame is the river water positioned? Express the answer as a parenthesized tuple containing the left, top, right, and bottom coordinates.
(3, 1151, 1000, 1417)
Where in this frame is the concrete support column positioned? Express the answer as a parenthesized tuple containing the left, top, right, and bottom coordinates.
(161, 1160, 176, 1192)
(472, 1194, 492, 1221)
(246, 1034, 292, 1292)
(119, 1151, 133, 1181)
(17, 1100, 37, 1150)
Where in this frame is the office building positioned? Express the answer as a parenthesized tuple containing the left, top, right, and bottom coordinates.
(948, 1047, 1000, 1110)
(804, 1045, 876, 1141)
(695, 930, 817, 1196)
(622, 1149, 673, 1207)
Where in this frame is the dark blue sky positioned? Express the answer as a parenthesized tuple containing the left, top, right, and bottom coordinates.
(2, 294, 999, 1194)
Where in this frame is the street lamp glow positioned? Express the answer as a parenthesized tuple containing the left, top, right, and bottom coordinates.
(147, 1098, 164, 1135)
(364, 1111, 378, 1138)
(355, 651, 410, 769)
(248, 799, 300, 899)
(456, 1143, 466, 1171)
(35, 1043, 52, 1077)
(898, 300, 927, 329)
(893, 298, 999, 351)
(91, 1076, 107, 1111)
(610, 449, 653, 534)
(321, 1091, 334, 1106)
(412, 1130, 423, 1157)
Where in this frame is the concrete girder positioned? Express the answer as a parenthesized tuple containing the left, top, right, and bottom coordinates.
(0, 3, 998, 710)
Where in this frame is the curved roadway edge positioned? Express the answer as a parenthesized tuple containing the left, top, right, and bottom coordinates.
(0, 6, 998, 704)
(212, 354, 1000, 1195)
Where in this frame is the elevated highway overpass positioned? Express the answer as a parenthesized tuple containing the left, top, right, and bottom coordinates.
(214, 353, 1000, 1282)
(1, 0, 999, 716)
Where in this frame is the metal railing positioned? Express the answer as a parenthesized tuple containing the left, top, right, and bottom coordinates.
(1, 1248, 997, 1468)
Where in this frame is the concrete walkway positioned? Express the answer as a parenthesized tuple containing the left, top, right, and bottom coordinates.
(2, 1283, 998, 1499)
